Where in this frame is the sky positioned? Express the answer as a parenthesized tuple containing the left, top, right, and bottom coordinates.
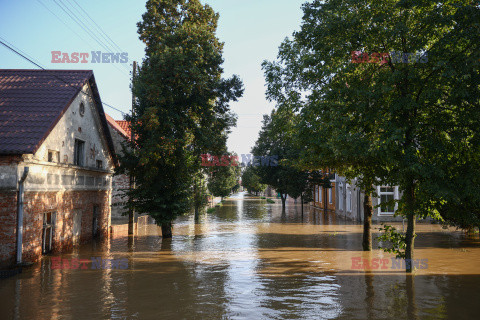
(0, 0, 306, 156)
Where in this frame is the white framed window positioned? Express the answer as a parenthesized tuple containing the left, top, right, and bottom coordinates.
(338, 183, 344, 210)
(328, 188, 332, 204)
(319, 186, 322, 203)
(377, 186, 397, 215)
(346, 187, 352, 212)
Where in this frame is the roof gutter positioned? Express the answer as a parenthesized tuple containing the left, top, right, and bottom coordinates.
(16, 167, 29, 265)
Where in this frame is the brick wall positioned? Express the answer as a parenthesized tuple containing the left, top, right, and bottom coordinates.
(0, 191, 18, 268)
(0, 190, 111, 267)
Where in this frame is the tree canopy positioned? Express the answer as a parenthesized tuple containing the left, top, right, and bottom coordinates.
(119, 0, 243, 237)
(262, 0, 480, 271)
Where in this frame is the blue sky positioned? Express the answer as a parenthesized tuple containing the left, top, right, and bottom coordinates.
(0, 0, 305, 155)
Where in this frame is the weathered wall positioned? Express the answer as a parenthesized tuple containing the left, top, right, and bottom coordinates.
(0, 190, 18, 268)
(0, 190, 110, 267)
(111, 174, 129, 223)
(0, 84, 114, 268)
(107, 125, 129, 222)
(34, 83, 113, 169)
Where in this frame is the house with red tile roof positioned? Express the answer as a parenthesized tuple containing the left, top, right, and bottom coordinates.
(105, 113, 131, 224)
(0, 69, 116, 268)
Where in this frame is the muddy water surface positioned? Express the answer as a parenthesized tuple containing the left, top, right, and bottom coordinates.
(1, 192, 480, 319)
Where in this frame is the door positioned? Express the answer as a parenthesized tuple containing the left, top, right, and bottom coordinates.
(73, 209, 82, 245)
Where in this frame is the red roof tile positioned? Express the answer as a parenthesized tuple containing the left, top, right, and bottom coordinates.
(0, 69, 116, 160)
(116, 120, 131, 139)
(105, 113, 130, 139)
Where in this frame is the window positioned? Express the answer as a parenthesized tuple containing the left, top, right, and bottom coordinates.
(74, 139, 85, 166)
(378, 186, 396, 215)
(48, 150, 59, 163)
(318, 186, 322, 203)
(42, 212, 54, 254)
(339, 183, 344, 210)
(79, 102, 85, 117)
(346, 187, 352, 212)
(328, 188, 333, 204)
(96, 160, 103, 169)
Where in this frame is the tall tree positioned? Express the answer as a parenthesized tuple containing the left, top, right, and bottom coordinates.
(263, 0, 480, 271)
(252, 109, 298, 210)
(119, 0, 243, 238)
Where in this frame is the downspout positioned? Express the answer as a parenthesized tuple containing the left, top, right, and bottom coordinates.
(16, 167, 29, 265)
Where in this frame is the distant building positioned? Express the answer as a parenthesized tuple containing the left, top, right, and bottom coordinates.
(105, 113, 131, 224)
(335, 176, 404, 222)
(312, 171, 336, 213)
(0, 69, 116, 268)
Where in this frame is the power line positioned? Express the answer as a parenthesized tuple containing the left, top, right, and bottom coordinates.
(35, 0, 93, 48)
(0, 38, 128, 116)
(0, 37, 44, 70)
(50, 0, 130, 78)
(69, 0, 124, 54)
(60, 0, 133, 73)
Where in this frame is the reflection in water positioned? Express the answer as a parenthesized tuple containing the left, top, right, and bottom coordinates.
(1, 192, 480, 319)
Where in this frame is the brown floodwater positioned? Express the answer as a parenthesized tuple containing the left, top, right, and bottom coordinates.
(1, 192, 480, 319)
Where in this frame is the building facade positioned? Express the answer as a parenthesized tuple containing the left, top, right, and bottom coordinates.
(312, 182, 336, 213)
(0, 69, 116, 268)
(105, 114, 131, 224)
(335, 175, 404, 223)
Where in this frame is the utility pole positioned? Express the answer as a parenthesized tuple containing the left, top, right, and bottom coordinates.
(128, 61, 137, 235)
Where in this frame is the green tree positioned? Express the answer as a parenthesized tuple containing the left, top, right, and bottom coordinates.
(119, 0, 243, 238)
(241, 166, 267, 195)
(262, 0, 480, 271)
(207, 155, 240, 199)
(252, 107, 332, 213)
(252, 109, 298, 210)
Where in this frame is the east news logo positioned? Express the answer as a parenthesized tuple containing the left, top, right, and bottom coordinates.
(51, 51, 128, 63)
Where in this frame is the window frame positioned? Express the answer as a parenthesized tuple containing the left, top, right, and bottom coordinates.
(42, 212, 55, 254)
(74, 139, 85, 167)
(346, 185, 352, 212)
(48, 150, 60, 163)
(377, 186, 398, 216)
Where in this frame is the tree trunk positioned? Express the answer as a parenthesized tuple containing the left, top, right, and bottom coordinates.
(405, 181, 416, 273)
(281, 194, 286, 211)
(161, 222, 173, 238)
(362, 192, 373, 251)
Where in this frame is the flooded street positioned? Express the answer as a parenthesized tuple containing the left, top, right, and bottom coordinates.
(1, 192, 480, 319)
